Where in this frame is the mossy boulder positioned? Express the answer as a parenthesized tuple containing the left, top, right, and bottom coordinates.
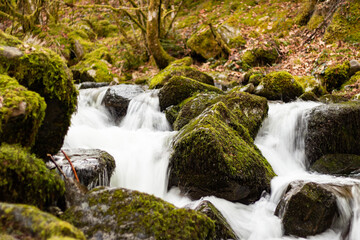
(311, 154, 360, 176)
(305, 102, 360, 165)
(158, 76, 222, 111)
(0, 202, 85, 240)
(62, 187, 216, 239)
(321, 62, 350, 92)
(242, 47, 279, 67)
(0, 44, 78, 158)
(186, 27, 222, 60)
(71, 47, 116, 83)
(93, 20, 118, 38)
(0, 75, 46, 147)
(295, 75, 326, 97)
(294, 0, 317, 26)
(0, 30, 22, 47)
(169, 102, 275, 204)
(299, 92, 319, 101)
(194, 200, 237, 240)
(0, 144, 65, 210)
(149, 63, 214, 89)
(255, 71, 304, 102)
(275, 181, 338, 238)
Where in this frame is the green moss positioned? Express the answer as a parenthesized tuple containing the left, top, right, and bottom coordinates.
(92, 20, 118, 38)
(63, 188, 215, 239)
(0, 30, 22, 47)
(187, 28, 222, 60)
(307, 14, 324, 30)
(228, 35, 247, 49)
(324, 0, 360, 43)
(311, 154, 360, 176)
(322, 61, 350, 92)
(0, 203, 85, 239)
(158, 76, 223, 111)
(0, 144, 65, 210)
(149, 64, 214, 89)
(242, 47, 279, 67)
(340, 71, 360, 89)
(256, 71, 304, 102)
(0, 74, 46, 147)
(294, 0, 317, 26)
(295, 75, 326, 96)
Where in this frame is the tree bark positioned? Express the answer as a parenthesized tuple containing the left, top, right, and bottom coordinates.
(146, 0, 174, 69)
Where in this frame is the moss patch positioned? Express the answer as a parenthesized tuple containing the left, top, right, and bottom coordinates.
(321, 61, 350, 92)
(187, 27, 222, 60)
(0, 144, 65, 210)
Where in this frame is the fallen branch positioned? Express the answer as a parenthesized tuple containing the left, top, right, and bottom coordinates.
(61, 150, 80, 183)
(47, 154, 68, 180)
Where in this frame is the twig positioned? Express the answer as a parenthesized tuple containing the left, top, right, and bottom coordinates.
(61, 150, 80, 182)
(47, 154, 68, 180)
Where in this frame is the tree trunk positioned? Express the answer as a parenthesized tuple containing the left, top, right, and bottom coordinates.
(146, 0, 174, 69)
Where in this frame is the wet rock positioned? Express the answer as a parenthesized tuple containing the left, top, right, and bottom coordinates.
(299, 92, 319, 101)
(255, 71, 304, 102)
(79, 81, 110, 89)
(305, 102, 360, 165)
(101, 84, 144, 122)
(349, 59, 360, 76)
(62, 187, 216, 240)
(0, 202, 85, 240)
(169, 101, 274, 204)
(0, 144, 65, 210)
(0, 46, 23, 59)
(310, 154, 360, 176)
(47, 149, 116, 189)
(275, 181, 339, 238)
(158, 76, 222, 111)
(195, 201, 237, 240)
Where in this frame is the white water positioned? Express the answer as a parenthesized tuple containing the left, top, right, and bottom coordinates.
(64, 88, 360, 240)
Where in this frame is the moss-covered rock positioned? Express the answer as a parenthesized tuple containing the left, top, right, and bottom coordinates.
(62, 187, 216, 239)
(295, 75, 326, 97)
(305, 101, 360, 165)
(149, 63, 214, 89)
(321, 62, 350, 92)
(242, 47, 279, 67)
(275, 181, 338, 238)
(194, 200, 237, 240)
(186, 27, 222, 60)
(93, 19, 118, 38)
(255, 71, 304, 102)
(158, 76, 222, 111)
(310, 154, 360, 176)
(71, 47, 116, 83)
(318, 94, 349, 103)
(294, 0, 317, 26)
(299, 92, 319, 101)
(0, 30, 22, 47)
(169, 102, 275, 204)
(0, 45, 78, 158)
(0, 75, 46, 147)
(0, 144, 65, 210)
(0, 202, 85, 240)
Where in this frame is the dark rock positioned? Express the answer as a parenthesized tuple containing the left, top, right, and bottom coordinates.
(0, 202, 85, 240)
(0, 45, 23, 59)
(62, 187, 216, 240)
(310, 154, 360, 176)
(158, 76, 222, 111)
(305, 102, 360, 165)
(79, 81, 110, 89)
(195, 201, 237, 240)
(169, 101, 274, 204)
(101, 84, 144, 122)
(349, 59, 360, 76)
(275, 181, 339, 238)
(319, 94, 349, 103)
(299, 92, 319, 101)
(47, 148, 116, 189)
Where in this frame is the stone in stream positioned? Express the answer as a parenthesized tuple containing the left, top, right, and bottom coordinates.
(101, 84, 144, 123)
(62, 187, 216, 239)
(47, 149, 116, 190)
(79, 81, 110, 89)
(275, 181, 347, 238)
(305, 101, 360, 165)
(310, 154, 360, 177)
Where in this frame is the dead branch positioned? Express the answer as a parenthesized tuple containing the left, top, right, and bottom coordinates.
(61, 150, 80, 183)
(47, 154, 68, 180)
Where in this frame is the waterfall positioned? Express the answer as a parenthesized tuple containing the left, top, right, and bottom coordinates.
(63, 88, 360, 240)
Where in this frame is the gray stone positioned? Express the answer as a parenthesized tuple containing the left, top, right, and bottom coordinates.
(79, 81, 110, 89)
(349, 59, 360, 76)
(101, 84, 144, 122)
(74, 40, 85, 60)
(0, 46, 23, 59)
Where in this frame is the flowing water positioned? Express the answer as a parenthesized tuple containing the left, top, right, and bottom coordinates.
(63, 87, 360, 240)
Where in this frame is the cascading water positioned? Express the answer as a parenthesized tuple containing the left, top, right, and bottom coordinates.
(63, 88, 360, 240)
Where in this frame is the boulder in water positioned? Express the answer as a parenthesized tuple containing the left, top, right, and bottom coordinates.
(275, 181, 339, 238)
(47, 149, 116, 189)
(305, 101, 360, 165)
(158, 76, 222, 111)
(255, 71, 304, 102)
(0, 74, 46, 148)
(169, 101, 275, 204)
(0, 144, 65, 210)
(101, 84, 144, 122)
(62, 187, 216, 239)
(310, 154, 360, 176)
(194, 200, 237, 240)
(0, 202, 85, 240)
(79, 81, 110, 89)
